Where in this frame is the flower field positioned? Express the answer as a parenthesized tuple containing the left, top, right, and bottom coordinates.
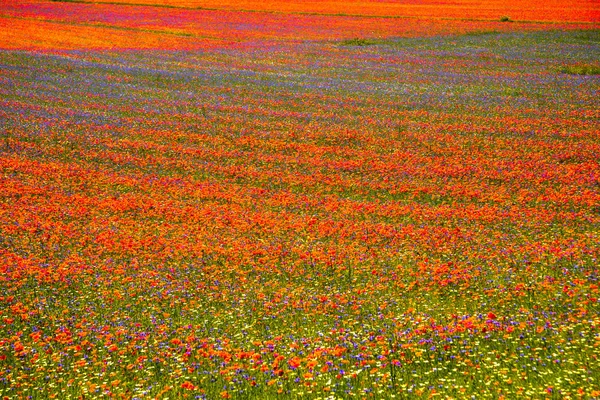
(1, 0, 600, 399)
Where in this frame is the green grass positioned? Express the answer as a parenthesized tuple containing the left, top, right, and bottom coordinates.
(559, 64, 600, 75)
(340, 38, 376, 46)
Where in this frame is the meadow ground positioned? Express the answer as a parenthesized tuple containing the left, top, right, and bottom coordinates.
(1, 1, 599, 399)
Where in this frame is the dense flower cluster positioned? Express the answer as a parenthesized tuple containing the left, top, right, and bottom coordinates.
(1, 0, 598, 50)
(1, 1, 599, 398)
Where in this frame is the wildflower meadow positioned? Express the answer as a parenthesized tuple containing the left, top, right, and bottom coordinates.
(1, 0, 599, 398)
